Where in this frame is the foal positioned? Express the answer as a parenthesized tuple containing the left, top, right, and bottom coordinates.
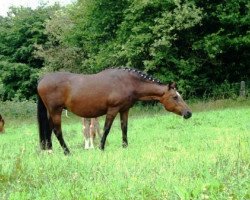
(82, 118, 102, 149)
(0, 114, 5, 133)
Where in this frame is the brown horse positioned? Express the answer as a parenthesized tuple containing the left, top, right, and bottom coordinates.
(82, 118, 102, 149)
(0, 114, 5, 133)
(37, 67, 192, 154)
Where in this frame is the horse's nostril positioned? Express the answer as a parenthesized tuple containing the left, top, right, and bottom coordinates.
(184, 111, 192, 119)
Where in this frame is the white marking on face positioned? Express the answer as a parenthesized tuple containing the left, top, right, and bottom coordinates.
(176, 91, 181, 97)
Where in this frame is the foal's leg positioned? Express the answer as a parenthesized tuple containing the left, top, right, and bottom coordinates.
(120, 110, 129, 148)
(100, 108, 119, 150)
(51, 113, 70, 155)
(83, 118, 92, 149)
(89, 118, 96, 148)
(95, 118, 102, 138)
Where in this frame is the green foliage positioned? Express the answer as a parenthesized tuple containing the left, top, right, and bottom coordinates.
(63, 0, 249, 98)
(67, 0, 129, 72)
(0, 6, 58, 66)
(0, 0, 249, 100)
(0, 61, 38, 100)
(34, 10, 85, 73)
(0, 100, 36, 118)
(0, 5, 60, 100)
(192, 0, 250, 85)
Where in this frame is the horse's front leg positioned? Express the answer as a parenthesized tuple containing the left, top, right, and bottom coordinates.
(120, 110, 129, 148)
(100, 108, 119, 150)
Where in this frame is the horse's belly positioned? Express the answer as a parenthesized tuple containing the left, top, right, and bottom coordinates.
(68, 103, 107, 118)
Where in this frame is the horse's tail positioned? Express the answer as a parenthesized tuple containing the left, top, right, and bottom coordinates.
(37, 95, 51, 150)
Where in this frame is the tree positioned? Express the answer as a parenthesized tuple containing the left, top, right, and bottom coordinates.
(0, 61, 38, 100)
(67, 0, 249, 98)
(67, 0, 129, 72)
(67, 0, 203, 96)
(0, 5, 60, 100)
(1, 0, 249, 100)
(34, 9, 85, 73)
(192, 0, 250, 96)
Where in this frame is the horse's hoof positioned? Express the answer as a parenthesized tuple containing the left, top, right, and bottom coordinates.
(64, 150, 70, 155)
(99, 146, 105, 151)
(84, 147, 94, 150)
(122, 143, 128, 148)
(47, 150, 53, 154)
(40, 149, 53, 154)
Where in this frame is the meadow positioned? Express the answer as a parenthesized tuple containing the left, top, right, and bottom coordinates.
(0, 99, 249, 200)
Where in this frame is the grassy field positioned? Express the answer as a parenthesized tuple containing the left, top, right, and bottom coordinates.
(0, 99, 249, 199)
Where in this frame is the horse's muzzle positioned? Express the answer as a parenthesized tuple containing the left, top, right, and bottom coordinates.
(183, 110, 192, 119)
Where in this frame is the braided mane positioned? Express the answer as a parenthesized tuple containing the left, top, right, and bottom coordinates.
(108, 67, 162, 85)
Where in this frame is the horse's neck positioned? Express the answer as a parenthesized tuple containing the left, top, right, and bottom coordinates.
(136, 82, 165, 101)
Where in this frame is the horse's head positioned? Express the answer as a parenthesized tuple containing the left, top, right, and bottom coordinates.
(160, 82, 192, 119)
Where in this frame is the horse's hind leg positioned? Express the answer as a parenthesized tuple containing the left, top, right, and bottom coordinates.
(51, 113, 70, 155)
(45, 117, 53, 150)
(120, 110, 129, 148)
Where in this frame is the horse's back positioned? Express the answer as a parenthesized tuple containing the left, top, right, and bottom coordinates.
(38, 70, 134, 94)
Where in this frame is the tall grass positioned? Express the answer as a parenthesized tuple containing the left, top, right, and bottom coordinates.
(0, 99, 249, 199)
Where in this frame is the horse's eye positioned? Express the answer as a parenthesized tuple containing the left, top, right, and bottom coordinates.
(173, 96, 178, 100)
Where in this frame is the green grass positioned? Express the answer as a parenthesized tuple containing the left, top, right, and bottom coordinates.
(0, 99, 249, 199)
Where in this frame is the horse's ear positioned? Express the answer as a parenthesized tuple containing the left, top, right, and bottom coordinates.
(168, 82, 177, 90)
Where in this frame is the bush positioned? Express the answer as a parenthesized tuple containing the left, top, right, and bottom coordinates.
(0, 61, 39, 101)
(0, 100, 36, 118)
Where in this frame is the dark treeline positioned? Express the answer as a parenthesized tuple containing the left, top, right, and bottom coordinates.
(0, 0, 249, 101)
